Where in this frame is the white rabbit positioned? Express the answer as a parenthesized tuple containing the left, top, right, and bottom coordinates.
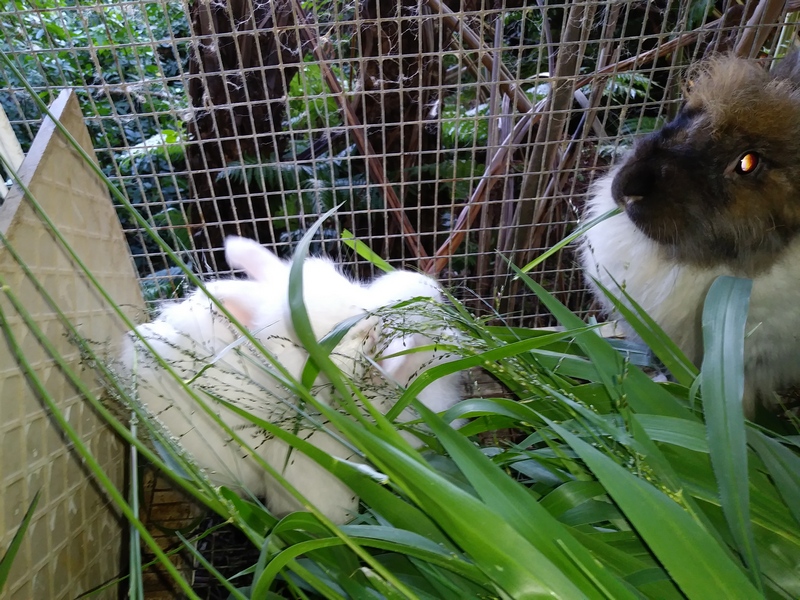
(580, 52, 800, 417)
(120, 236, 463, 522)
(226, 236, 464, 417)
(120, 277, 367, 515)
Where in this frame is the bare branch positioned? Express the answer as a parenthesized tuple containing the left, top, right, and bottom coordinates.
(424, 0, 533, 114)
(735, 0, 791, 57)
(288, 0, 429, 260)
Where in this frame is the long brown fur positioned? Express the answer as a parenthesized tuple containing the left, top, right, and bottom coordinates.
(686, 55, 800, 146)
(605, 51, 800, 275)
(579, 50, 800, 417)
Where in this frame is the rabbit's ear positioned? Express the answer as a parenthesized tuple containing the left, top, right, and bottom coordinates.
(204, 280, 263, 328)
(221, 296, 259, 328)
(225, 236, 286, 282)
(772, 50, 800, 86)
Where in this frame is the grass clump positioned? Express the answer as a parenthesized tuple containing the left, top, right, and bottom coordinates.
(105, 228, 799, 598)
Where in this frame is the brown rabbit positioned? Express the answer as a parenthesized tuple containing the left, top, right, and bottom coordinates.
(580, 50, 800, 416)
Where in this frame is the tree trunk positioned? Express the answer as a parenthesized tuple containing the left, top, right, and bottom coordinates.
(186, 0, 301, 272)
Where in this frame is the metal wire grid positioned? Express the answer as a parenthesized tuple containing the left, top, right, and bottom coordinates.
(1, 0, 798, 327)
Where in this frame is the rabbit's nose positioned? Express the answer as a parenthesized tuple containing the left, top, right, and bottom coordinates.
(612, 162, 655, 206)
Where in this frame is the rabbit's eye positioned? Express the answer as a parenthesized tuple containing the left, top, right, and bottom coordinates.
(736, 152, 760, 175)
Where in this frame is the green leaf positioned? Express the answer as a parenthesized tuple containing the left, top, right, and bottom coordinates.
(413, 401, 639, 600)
(701, 276, 762, 589)
(519, 207, 621, 275)
(510, 261, 693, 419)
(547, 420, 762, 600)
(589, 276, 698, 386)
(539, 480, 607, 517)
(329, 418, 589, 598)
(214, 393, 452, 547)
(747, 430, 800, 527)
(300, 312, 369, 389)
(0, 491, 41, 594)
(635, 415, 709, 453)
(390, 327, 591, 421)
(336, 526, 486, 584)
(341, 229, 394, 273)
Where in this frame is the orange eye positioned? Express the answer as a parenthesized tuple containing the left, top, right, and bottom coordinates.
(736, 152, 760, 175)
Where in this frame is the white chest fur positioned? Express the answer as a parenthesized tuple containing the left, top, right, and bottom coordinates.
(580, 173, 800, 413)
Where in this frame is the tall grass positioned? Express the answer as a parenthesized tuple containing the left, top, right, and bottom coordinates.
(7, 209, 800, 597)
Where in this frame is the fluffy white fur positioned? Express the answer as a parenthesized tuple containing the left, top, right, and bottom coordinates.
(365, 270, 465, 428)
(581, 170, 800, 415)
(119, 237, 463, 523)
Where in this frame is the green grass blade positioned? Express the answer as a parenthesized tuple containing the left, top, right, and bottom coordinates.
(442, 397, 549, 424)
(589, 276, 698, 386)
(299, 313, 369, 389)
(539, 390, 738, 553)
(287, 205, 352, 399)
(337, 526, 483, 580)
(411, 403, 639, 599)
(389, 327, 591, 421)
(747, 430, 800, 527)
(546, 420, 762, 600)
(529, 349, 601, 382)
(701, 276, 762, 589)
(510, 261, 693, 419)
(571, 530, 682, 598)
(0, 490, 40, 594)
(213, 394, 455, 595)
(215, 395, 453, 545)
(634, 415, 709, 453)
(518, 207, 620, 274)
(341, 229, 394, 273)
(255, 531, 488, 597)
(0, 297, 201, 598)
(128, 423, 144, 600)
(328, 418, 605, 599)
(0, 216, 286, 514)
(287, 208, 413, 448)
(538, 480, 606, 517)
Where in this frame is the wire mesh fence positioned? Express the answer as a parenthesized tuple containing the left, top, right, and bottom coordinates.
(2, 0, 798, 327)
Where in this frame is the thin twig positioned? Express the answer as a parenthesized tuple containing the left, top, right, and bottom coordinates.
(424, 2, 800, 277)
(527, 3, 620, 255)
(424, 0, 533, 114)
(572, 0, 800, 89)
(288, 0, 428, 259)
(423, 103, 544, 275)
(495, 93, 516, 268)
(536, 0, 556, 77)
(493, 2, 593, 317)
(475, 6, 508, 295)
(735, 0, 791, 57)
(509, 2, 594, 258)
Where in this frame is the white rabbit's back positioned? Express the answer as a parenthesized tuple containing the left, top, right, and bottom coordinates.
(122, 320, 277, 495)
(289, 257, 371, 340)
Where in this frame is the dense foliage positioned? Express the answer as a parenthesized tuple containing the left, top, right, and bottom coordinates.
(1, 0, 689, 293)
(1, 0, 191, 288)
